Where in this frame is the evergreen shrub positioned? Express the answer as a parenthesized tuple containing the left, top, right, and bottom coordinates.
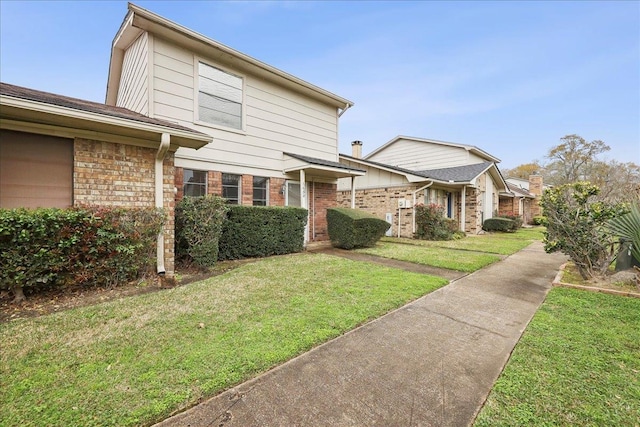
(218, 205, 307, 260)
(326, 208, 390, 249)
(483, 217, 515, 232)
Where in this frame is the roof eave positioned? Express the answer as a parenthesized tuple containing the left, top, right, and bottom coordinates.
(114, 3, 353, 110)
(1, 95, 211, 149)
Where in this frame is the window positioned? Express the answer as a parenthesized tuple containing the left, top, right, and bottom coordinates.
(253, 176, 269, 206)
(0, 130, 73, 208)
(183, 169, 207, 197)
(222, 173, 241, 204)
(198, 62, 243, 130)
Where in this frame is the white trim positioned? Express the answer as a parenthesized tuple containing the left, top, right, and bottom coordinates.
(0, 95, 211, 146)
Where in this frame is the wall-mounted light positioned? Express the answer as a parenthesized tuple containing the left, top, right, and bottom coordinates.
(280, 184, 286, 195)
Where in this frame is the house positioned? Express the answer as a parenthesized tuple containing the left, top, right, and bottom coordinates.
(337, 137, 508, 237)
(105, 3, 364, 244)
(500, 175, 547, 222)
(0, 82, 212, 276)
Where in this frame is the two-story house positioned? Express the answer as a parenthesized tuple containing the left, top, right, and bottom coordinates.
(106, 3, 364, 244)
(337, 136, 508, 237)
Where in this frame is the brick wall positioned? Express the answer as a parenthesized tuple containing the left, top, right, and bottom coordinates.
(337, 186, 418, 238)
(73, 138, 175, 276)
(529, 175, 543, 218)
(241, 175, 253, 205)
(309, 182, 336, 241)
(464, 188, 480, 234)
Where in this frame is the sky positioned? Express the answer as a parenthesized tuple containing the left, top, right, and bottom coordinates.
(1, 0, 638, 169)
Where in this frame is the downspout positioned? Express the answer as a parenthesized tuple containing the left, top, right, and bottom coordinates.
(155, 133, 170, 275)
(350, 176, 356, 208)
(312, 179, 316, 240)
(461, 185, 467, 233)
(412, 181, 434, 234)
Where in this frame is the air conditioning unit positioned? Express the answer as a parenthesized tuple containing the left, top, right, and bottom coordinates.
(398, 199, 410, 208)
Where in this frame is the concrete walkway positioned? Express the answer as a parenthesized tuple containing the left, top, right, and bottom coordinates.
(156, 242, 567, 427)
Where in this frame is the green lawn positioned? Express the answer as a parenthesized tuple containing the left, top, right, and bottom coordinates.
(474, 288, 640, 426)
(357, 242, 501, 272)
(0, 253, 447, 427)
(381, 227, 544, 255)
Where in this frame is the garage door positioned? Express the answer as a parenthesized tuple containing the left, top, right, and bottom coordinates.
(0, 130, 73, 208)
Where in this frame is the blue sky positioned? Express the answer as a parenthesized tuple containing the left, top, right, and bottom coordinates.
(1, 0, 638, 168)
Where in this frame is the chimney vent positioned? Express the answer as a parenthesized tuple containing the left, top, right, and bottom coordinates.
(351, 140, 363, 158)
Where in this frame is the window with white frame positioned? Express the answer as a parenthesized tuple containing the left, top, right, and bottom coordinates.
(183, 169, 207, 197)
(253, 176, 269, 206)
(222, 173, 241, 204)
(197, 62, 243, 130)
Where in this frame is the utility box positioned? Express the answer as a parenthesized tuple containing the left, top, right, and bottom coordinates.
(385, 213, 393, 236)
(397, 199, 410, 208)
(616, 240, 640, 271)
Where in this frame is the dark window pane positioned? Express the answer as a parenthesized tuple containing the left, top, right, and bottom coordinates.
(183, 169, 207, 197)
(222, 173, 241, 204)
(253, 176, 268, 206)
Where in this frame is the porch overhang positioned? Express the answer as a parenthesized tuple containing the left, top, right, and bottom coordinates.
(283, 152, 366, 180)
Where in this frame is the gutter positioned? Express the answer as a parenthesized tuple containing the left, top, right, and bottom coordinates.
(155, 133, 170, 275)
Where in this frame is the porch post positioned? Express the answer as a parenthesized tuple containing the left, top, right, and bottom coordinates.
(300, 169, 308, 245)
(460, 185, 466, 232)
(350, 176, 356, 208)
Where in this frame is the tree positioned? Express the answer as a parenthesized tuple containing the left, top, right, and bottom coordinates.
(541, 182, 626, 279)
(586, 160, 640, 203)
(501, 161, 543, 180)
(545, 134, 610, 185)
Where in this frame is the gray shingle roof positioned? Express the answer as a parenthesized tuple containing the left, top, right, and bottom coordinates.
(1, 82, 208, 136)
(417, 161, 493, 182)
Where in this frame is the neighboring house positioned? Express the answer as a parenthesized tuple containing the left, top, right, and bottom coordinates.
(105, 3, 364, 243)
(337, 137, 508, 237)
(500, 175, 547, 221)
(0, 82, 212, 276)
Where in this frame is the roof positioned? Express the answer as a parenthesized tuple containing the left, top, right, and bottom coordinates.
(284, 153, 366, 178)
(106, 3, 354, 111)
(1, 82, 211, 149)
(417, 162, 495, 182)
(364, 135, 501, 163)
(340, 153, 428, 182)
(505, 182, 535, 198)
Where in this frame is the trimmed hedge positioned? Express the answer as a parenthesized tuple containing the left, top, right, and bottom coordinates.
(175, 195, 229, 267)
(483, 217, 516, 232)
(532, 216, 546, 226)
(0, 207, 164, 301)
(218, 205, 308, 260)
(327, 208, 390, 249)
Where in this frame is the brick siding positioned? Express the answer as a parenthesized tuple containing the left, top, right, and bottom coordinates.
(73, 138, 175, 276)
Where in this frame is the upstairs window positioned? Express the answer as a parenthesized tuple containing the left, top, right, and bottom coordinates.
(222, 173, 241, 204)
(183, 169, 207, 197)
(198, 62, 243, 130)
(253, 176, 269, 206)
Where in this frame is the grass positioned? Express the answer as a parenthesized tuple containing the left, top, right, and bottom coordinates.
(474, 287, 640, 426)
(0, 253, 448, 427)
(360, 228, 544, 271)
(356, 242, 501, 272)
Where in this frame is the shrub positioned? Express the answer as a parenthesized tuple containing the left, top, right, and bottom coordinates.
(483, 217, 516, 232)
(327, 208, 390, 249)
(607, 196, 640, 265)
(541, 182, 627, 279)
(175, 195, 229, 267)
(415, 203, 456, 240)
(500, 214, 523, 230)
(218, 206, 308, 260)
(0, 207, 164, 302)
(532, 216, 546, 226)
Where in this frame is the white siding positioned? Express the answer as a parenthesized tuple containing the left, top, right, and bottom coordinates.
(367, 138, 470, 170)
(149, 36, 339, 179)
(116, 33, 148, 115)
(337, 160, 410, 191)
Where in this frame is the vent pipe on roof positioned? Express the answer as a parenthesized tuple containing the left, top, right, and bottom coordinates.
(351, 140, 363, 158)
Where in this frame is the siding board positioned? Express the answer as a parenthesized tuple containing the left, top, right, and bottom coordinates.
(116, 32, 148, 115)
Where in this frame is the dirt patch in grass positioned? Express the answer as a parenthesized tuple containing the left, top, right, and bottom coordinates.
(556, 262, 640, 297)
(0, 259, 250, 323)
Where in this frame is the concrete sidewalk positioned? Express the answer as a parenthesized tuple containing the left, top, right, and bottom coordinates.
(156, 242, 567, 427)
